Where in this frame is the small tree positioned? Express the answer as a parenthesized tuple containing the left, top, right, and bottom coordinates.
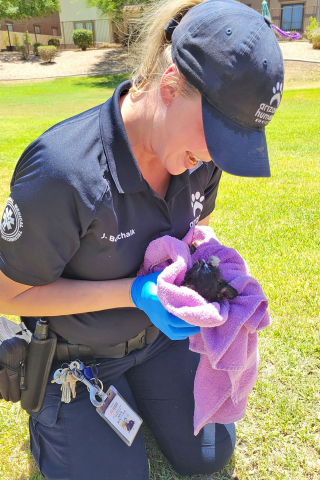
(306, 17, 319, 42)
(311, 28, 320, 49)
(85, 0, 149, 21)
(0, 0, 60, 21)
(16, 44, 28, 59)
(72, 29, 93, 50)
(13, 32, 20, 47)
(3, 31, 10, 47)
(23, 30, 31, 46)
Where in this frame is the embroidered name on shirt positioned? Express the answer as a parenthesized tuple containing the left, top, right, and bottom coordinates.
(101, 229, 136, 242)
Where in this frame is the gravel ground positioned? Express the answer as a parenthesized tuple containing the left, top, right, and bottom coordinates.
(0, 41, 319, 82)
(0, 47, 131, 81)
(280, 40, 320, 61)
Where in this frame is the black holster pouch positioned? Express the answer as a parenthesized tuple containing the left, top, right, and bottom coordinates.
(0, 316, 57, 412)
(20, 328, 57, 412)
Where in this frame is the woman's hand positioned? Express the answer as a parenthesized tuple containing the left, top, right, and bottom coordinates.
(131, 272, 200, 340)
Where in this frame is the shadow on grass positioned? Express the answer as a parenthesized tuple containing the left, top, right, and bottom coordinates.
(87, 48, 131, 75)
(73, 73, 130, 90)
(17, 440, 44, 480)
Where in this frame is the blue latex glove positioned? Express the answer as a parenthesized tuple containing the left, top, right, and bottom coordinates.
(131, 272, 200, 340)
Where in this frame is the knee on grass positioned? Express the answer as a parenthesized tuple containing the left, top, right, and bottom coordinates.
(170, 423, 236, 477)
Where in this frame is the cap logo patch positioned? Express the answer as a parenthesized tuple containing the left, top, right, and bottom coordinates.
(0, 197, 23, 242)
(255, 82, 283, 126)
(270, 82, 283, 108)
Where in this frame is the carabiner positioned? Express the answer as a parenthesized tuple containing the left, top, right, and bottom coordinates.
(71, 368, 107, 407)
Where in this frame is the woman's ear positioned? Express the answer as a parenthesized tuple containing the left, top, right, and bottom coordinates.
(159, 64, 180, 107)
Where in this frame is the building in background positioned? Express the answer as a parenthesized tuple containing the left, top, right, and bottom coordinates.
(0, 12, 61, 50)
(1, 0, 318, 52)
(59, 0, 113, 48)
(268, 0, 317, 32)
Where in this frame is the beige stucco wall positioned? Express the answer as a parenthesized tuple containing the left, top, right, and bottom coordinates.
(242, 1, 268, 12)
(0, 31, 62, 50)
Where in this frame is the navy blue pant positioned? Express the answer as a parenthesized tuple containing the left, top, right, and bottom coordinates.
(28, 333, 236, 479)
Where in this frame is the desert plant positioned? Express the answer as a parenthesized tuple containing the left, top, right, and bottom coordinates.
(38, 45, 56, 62)
(306, 16, 319, 42)
(3, 31, 10, 47)
(72, 29, 93, 51)
(16, 45, 29, 59)
(13, 33, 20, 47)
(97, 42, 123, 48)
(23, 31, 31, 46)
(33, 42, 43, 55)
(48, 37, 60, 47)
(311, 27, 320, 49)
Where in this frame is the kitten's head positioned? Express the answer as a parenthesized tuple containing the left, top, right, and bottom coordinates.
(181, 256, 238, 303)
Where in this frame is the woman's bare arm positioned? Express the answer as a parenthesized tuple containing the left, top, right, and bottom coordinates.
(197, 215, 210, 226)
(0, 270, 135, 317)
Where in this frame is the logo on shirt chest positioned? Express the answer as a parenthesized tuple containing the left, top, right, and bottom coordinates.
(0, 197, 23, 242)
(101, 229, 136, 242)
(190, 191, 204, 227)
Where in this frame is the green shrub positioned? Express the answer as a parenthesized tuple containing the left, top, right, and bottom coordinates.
(306, 16, 319, 42)
(72, 29, 93, 51)
(33, 42, 43, 55)
(13, 33, 20, 47)
(3, 31, 10, 47)
(38, 45, 56, 62)
(48, 38, 60, 47)
(311, 27, 320, 49)
(23, 31, 31, 46)
(16, 45, 29, 59)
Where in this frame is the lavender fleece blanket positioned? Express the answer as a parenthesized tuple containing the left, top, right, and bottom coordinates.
(138, 226, 270, 435)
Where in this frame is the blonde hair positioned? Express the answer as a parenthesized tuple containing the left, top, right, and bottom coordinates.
(129, 0, 206, 97)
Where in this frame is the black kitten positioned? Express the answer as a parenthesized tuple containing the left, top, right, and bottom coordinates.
(181, 255, 238, 303)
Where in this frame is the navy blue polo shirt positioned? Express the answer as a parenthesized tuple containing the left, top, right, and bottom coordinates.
(0, 80, 222, 347)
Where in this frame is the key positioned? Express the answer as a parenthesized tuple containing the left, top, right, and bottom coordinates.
(61, 372, 72, 403)
(69, 360, 85, 371)
(67, 370, 78, 399)
(52, 368, 72, 403)
(52, 367, 69, 385)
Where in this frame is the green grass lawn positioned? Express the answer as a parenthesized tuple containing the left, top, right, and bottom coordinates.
(0, 76, 319, 480)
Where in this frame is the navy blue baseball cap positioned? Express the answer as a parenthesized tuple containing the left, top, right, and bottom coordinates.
(166, 0, 284, 177)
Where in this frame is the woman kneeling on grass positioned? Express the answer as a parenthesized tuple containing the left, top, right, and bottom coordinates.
(0, 0, 284, 478)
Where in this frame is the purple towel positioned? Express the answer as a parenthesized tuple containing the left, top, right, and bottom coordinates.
(138, 226, 270, 435)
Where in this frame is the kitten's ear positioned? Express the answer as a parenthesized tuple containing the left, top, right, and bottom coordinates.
(219, 284, 238, 300)
(209, 256, 220, 268)
(191, 260, 201, 271)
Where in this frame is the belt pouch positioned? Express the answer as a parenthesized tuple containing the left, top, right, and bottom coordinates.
(0, 316, 30, 403)
(20, 329, 57, 412)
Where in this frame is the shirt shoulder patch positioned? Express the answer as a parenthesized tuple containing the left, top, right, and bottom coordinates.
(0, 197, 23, 242)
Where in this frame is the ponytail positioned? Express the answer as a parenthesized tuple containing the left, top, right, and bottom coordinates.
(129, 0, 205, 96)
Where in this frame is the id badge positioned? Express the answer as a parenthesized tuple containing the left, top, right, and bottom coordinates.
(96, 385, 143, 446)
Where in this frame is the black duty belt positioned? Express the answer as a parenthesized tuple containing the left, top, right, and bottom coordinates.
(54, 326, 160, 362)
